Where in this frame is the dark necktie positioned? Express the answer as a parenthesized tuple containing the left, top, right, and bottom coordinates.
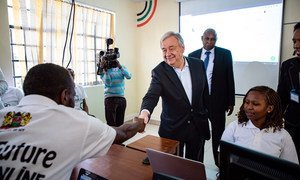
(204, 51, 211, 70)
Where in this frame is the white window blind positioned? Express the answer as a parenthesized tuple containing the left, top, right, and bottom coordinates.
(7, 0, 115, 88)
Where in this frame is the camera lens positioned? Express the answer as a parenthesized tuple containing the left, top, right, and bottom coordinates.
(106, 38, 113, 45)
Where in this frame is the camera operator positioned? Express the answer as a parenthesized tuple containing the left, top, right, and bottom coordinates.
(98, 56, 132, 127)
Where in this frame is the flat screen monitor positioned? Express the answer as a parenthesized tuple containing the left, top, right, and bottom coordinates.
(219, 140, 300, 180)
(146, 148, 207, 180)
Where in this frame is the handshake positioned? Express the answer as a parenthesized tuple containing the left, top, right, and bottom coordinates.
(114, 117, 146, 144)
(114, 115, 148, 144)
(112, 111, 151, 145)
(129, 111, 150, 133)
(132, 116, 146, 133)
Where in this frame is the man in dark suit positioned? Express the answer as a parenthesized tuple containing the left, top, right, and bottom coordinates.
(139, 31, 210, 162)
(188, 28, 235, 167)
(277, 22, 300, 159)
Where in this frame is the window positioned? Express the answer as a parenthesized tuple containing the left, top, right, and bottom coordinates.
(7, 0, 115, 88)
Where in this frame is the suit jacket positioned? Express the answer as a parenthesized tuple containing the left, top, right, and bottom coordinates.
(188, 46, 235, 113)
(141, 57, 210, 141)
(277, 57, 300, 127)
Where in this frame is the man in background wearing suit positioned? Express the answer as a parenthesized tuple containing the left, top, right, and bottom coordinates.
(277, 22, 300, 159)
(139, 31, 210, 162)
(188, 28, 235, 167)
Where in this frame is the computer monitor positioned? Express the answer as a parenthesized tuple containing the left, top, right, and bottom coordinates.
(219, 140, 300, 180)
(146, 148, 207, 180)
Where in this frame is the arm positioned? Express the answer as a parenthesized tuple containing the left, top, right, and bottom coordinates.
(100, 70, 112, 86)
(277, 61, 290, 112)
(139, 69, 162, 123)
(281, 130, 299, 164)
(227, 106, 234, 116)
(118, 62, 131, 79)
(226, 50, 235, 116)
(112, 117, 145, 144)
(97, 58, 108, 76)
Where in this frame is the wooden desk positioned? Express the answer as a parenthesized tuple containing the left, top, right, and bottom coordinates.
(126, 135, 180, 155)
(70, 144, 152, 180)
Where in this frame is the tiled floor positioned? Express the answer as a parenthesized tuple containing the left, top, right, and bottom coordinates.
(123, 123, 219, 180)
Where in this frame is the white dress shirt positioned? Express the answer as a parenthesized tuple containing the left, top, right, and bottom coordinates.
(173, 58, 192, 104)
(1, 86, 24, 107)
(221, 120, 299, 164)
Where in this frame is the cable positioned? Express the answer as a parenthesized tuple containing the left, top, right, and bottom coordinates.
(66, 0, 75, 68)
(62, 0, 75, 67)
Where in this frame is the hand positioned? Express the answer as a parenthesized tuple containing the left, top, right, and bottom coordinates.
(116, 60, 122, 69)
(113, 118, 146, 144)
(100, 59, 108, 69)
(133, 117, 146, 133)
(227, 106, 234, 116)
(139, 111, 150, 124)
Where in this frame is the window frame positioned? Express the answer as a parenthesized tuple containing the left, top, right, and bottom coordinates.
(7, 0, 115, 88)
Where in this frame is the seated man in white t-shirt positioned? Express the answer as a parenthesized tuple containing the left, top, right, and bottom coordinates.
(0, 63, 146, 179)
(0, 68, 24, 108)
(1, 86, 24, 107)
(0, 68, 8, 109)
(67, 68, 89, 113)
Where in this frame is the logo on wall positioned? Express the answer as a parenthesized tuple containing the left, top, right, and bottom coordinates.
(137, 0, 157, 28)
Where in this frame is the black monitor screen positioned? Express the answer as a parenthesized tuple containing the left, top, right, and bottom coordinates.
(77, 168, 107, 180)
(152, 172, 183, 180)
(219, 140, 300, 180)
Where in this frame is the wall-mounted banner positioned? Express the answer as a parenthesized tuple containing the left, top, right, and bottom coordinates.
(136, 0, 157, 27)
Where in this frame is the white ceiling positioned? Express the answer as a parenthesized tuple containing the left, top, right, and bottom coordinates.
(130, 0, 147, 2)
(130, 0, 190, 2)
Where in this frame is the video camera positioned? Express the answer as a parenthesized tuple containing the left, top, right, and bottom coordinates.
(97, 38, 120, 75)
